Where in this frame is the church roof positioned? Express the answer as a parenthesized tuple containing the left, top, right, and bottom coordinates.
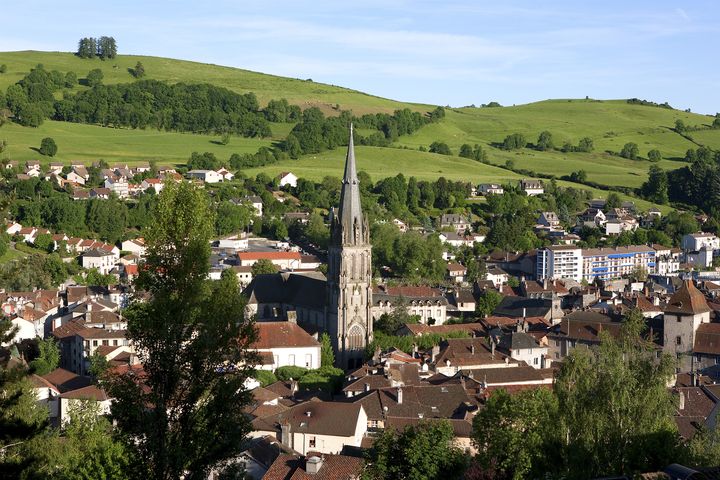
(243, 272, 327, 310)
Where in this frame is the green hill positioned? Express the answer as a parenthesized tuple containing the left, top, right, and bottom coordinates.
(0, 50, 716, 210)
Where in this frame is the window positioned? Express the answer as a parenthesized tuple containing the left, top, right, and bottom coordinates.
(102, 340, 108, 346)
(677, 316, 681, 323)
(696, 355, 702, 362)
(288, 354, 296, 366)
(113, 340, 118, 346)
(93, 340, 98, 346)
(534, 357, 539, 365)
(676, 336, 682, 346)
(305, 354, 312, 368)
(309, 437, 316, 448)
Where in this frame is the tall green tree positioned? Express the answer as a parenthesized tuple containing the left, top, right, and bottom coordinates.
(555, 309, 678, 478)
(29, 337, 60, 375)
(620, 142, 640, 160)
(472, 388, 560, 480)
(364, 420, 466, 480)
(320, 332, 335, 367)
(106, 182, 258, 480)
(536, 130, 554, 151)
(39, 137, 57, 156)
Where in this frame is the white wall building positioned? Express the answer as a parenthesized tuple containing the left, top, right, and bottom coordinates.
(277, 172, 298, 188)
(187, 170, 222, 183)
(682, 233, 720, 252)
(251, 321, 321, 371)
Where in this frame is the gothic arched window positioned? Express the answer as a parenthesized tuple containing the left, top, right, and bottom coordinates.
(348, 323, 365, 351)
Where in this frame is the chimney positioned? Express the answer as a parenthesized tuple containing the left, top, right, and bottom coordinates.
(306, 456, 323, 475)
(397, 387, 403, 405)
(522, 307, 527, 319)
(431, 345, 440, 363)
(679, 390, 685, 411)
(364, 382, 370, 392)
(280, 421, 292, 448)
(470, 343, 475, 355)
(491, 340, 496, 359)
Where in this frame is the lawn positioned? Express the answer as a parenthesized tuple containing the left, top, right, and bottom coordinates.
(0, 246, 28, 264)
(0, 120, 289, 166)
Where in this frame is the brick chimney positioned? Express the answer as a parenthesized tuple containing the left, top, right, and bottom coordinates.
(397, 386, 403, 405)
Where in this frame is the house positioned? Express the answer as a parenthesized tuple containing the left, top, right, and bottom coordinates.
(485, 267, 509, 287)
(252, 401, 367, 455)
(5, 221, 22, 235)
(392, 218, 407, 232)
(81, 249, 117, 275)
(52, 320, 131, 375)
(121, 238, 146, 257)
(251, 321, 322, 370)
(682, 232, 720, 252)
(277, 172, 298, 188)
(90, 188, 111, 199)
(438, 231, 483, 248)
(187, 169, 222, 183)
(547, 311, 622, 361)
(578, 208, 606, 228)
(72, 189, 90, 200)
(495, 328, 548, 368)
(479, 183, 504, 195)
(216, 167, 235, 182)
(238, 251, 302, 270)
(440, 213, 471, 232)
(69, 165, 89, 182)
(18, 226, 38, 243)
(243, 195, 263, 217)
(537, 211, 560, 228)
(141, 178, 164, 194)
(48, 162, 64, 175)
(263, 453, 363, 480)
(605, 216, 638, 236)
(283, 212, 310, 224)
(217, 235, 249, 251)
(104, 177, 129, 198)
(520, 179, 544, 196)
(372, 285, 449, 325)
(25, 160, 40, 172)
(433, 337, 518, 376)
(446, 262, 467, 283)
(59, 385, 111, 424)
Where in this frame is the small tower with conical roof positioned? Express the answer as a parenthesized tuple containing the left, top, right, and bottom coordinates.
(663, 279, 711, 372)
(327, 124, 373, 369)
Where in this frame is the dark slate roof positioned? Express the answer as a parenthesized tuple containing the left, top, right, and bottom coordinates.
(492, 297, 551, 318)
(243, 272, 327, 310)
(499, 331, 540, 351)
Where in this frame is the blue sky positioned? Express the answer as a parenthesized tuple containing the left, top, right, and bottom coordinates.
(3, 0, 719, 113)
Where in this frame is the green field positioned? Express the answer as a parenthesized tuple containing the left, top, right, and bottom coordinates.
(0, 51, 716, 205)
(0, 120, 289, 166)
(0, 51, 424, 116)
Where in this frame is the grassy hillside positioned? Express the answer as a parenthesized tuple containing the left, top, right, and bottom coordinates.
(0, 119, 291, 166)
(0, 51, 715, 206)
(0, 51, 424, 115)
(394, 100, 713, 189)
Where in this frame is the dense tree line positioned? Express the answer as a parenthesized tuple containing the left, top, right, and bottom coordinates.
(77, 36, 117, 59)
(54, 80, 271, 136)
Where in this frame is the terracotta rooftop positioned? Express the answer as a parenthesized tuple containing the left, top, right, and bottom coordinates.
(251, 322, 321, 350)
(693, 323, 720, 355)
(665, 280, 711, 315)
(263, 453, 364, 480)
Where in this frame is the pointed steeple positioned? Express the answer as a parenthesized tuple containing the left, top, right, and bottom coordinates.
(338, 123, 364, 244)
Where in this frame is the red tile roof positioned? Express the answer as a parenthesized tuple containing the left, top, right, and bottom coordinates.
(252, 322, 320, 349)
(264, 453, 363, 480)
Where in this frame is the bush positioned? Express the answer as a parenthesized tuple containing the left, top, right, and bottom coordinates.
(648, 149, 662, 162)
(0, 64, 7, 74)
(39, 137, 57, 157)
(502, 133, 526, 150)
(429, 141, 452, 155)
(620, 142, 640, 160)
(254, 369, 278, 387)
(275, 365, 308, 381)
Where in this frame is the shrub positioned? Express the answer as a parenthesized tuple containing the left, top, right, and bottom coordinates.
(39, 137, 57, 156)
(254, 369, 278, 387)
(275, 365, 308, 381)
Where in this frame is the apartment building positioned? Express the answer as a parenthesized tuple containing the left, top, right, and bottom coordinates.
(538, 245, 659, 282)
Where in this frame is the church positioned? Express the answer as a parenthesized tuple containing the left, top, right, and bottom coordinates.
(244, 125, 373, 369)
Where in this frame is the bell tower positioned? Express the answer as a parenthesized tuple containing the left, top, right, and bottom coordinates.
(327, 124, 373, 369)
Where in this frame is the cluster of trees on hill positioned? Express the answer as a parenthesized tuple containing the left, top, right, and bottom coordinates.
(2, 64, 76, 126)
(54, 79, 271, 136)
(76, 36, 117, 59)
(626, 97, 673, 109)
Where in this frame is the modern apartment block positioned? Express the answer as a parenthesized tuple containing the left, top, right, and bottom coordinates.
(537, 245, 659, 282)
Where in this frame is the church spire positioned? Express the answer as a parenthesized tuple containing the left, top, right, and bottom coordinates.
(338, 123, 364, 244)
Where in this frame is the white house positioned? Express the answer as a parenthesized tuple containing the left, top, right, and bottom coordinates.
(243, 196, 263, 217)
(605, 218, 638, 236)
(682, 233, 720, 252)
(81, 249, 117, 275)
(141, 178, 164, 194)
(251, 321, 321, 370)
(498, 330, 548, 369)
(217, 235, 249, 251)
(253, 402, 367, 456)
(104, 177, 129, 199)
(121, 238, 146, 257)
(277, 172, 298, 188)
(216, 167, 235, 182)
(187, 170, 222, 184)
(479, 183, 504, 195)
(520, 179, 544, 196)
(59, 385, 112, 424)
